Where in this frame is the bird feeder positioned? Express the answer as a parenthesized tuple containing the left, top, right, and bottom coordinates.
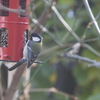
(0, 0, 29, 61)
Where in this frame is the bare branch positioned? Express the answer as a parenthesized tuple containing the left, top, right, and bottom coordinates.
(32, 0, 59, 34)
(29, 87, 78, 100)
(0, 3, 26, 16)
(60, 53, 100, 67)
(58, 42, 100, 67)
(42, 0, 81, 41)
(4, 64, 26, 100)
(31, 18, 63, 46)
(84, 37, 100, 42)
(83, 0, 100, 35)
(83, 43, 100, 57)
(51, 5, 80, 41)
(32, 6, 51, 34)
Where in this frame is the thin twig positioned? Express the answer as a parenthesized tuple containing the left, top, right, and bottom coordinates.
(95, 11, 100, 20)
(42, 0, 81, 41)
(31, 18, 63, 47)
(31, 5, 52, 34)
(0, 3, 26, 16)
(83, 43, 100, 57)
(83, 0, 100, 35)
(51, 5, 81, 41)
(29, 87, 78, 100)
(39, 42, 74, 56)
(60, 53, 100, 67)
(84, 37, 100, 42)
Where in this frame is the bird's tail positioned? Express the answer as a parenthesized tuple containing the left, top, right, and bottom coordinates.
(8, 59, 26, 71)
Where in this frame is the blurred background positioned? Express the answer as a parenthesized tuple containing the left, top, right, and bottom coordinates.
(1, 0, 100, 100)
(28, 0, 100, 100)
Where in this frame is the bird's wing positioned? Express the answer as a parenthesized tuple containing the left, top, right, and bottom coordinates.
(27, 55, 38, 68)
(8, 59, 26, 71)
(27, 46, 33, 67)
(27, 46, 38, 68)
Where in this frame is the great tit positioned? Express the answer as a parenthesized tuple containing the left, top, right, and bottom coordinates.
(8, 33, 43, 71)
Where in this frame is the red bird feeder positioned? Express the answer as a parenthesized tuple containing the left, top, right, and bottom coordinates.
(0, 0, 29, 61)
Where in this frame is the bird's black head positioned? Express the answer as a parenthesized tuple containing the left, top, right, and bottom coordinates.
(30, 33, 43, 43)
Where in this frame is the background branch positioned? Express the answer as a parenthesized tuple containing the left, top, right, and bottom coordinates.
(0, 3, 25, 16)
(29, 87, 78, 100)
(51, 5, 80, 41)
(67, 54, 100, 67)
(83, 0, 100, 35)
(31, 6, 51, 34)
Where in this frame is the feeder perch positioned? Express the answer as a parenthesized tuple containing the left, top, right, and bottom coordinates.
(0, 0, 29, 61)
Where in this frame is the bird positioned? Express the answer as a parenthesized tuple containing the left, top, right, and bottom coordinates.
(8, 33, 43, 71)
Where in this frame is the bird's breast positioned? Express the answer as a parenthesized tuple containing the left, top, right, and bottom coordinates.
(29, 41, 42, 54)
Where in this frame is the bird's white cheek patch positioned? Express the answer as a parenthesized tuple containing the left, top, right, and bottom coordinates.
(32, 37, 40, 42)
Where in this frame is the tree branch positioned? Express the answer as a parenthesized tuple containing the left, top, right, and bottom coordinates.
(4, 64, 26, 100)
(83, 0, 100, 35)
(29, 87, 78, 100)
(32, 6, 51, 34)
(0, 3, 26, 16)
(51, 5, 81, 41)
(60, 53, 100, 68)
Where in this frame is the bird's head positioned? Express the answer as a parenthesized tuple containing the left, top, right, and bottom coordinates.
(30, 33, 43, 43)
